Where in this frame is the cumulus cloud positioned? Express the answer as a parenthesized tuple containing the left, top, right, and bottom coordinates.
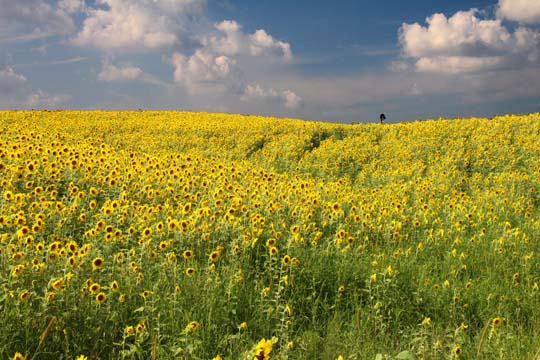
(498, 0, 540, 24)
(249, 29, 292, 60)
(58, 0, 86, 14)
(171, 48, 238, 95)
(0, 67, 27, 83)
(415, 56, 505, 74)
(171, 20, 292, 94)
(26, 90, 68, 108)
(72, 0, 205, 50)
(0, 0, 76, 42)
(0, 67, 67, 109)
(98, 61, 143, 81)
(202, 20, 293, 60)
(241, 84, 302, 109)
(399, 9, 540, 74)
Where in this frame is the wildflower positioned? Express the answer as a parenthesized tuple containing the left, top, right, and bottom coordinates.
(239, 322, 248, 330)
(338, 285, 346, 293)
(125, 325, 135, 336)
(91, 256, 105, 270)
(136, 322, 146, 333)
(96, 292, 107, 304)
(182, 250, 194, 260)
(12, 352, 26, 360)
(492, 317, 502, 327)
(254, 338, 272, 360)
(209, 250, 220, 262)
(89, 282, 101, 294)
(269, 246, 278, 256)
(186, 321, 200, 331)
(11, 264, 25, 278)
(51, 278, 65, 291)
(75, 355, 88, 360)
(111, 280, 119, 292)
(18, 290, 30, 302)
(452, 345, 462, 358)
(45, 292, 56, 302)
(421, 317, 432, 327)
(140, 290, 152, 299)
(282, 254, 291, 266)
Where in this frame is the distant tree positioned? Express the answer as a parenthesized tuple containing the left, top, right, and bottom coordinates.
(380, 113, 386, 124)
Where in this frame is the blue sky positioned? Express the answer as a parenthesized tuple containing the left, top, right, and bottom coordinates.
(0, 0, 539, 123)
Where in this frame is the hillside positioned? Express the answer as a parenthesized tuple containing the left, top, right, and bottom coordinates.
(1, 111, 540, 359)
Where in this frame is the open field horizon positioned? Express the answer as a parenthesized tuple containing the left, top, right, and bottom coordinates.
(1, 110, 540, 359)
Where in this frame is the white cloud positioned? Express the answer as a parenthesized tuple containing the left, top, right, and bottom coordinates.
(58, 0, 86, 14)
(241, 84, 302, 109)
(399, 9, 540, 74)
(415, 56, 505, 74)
(249, 29, 292, 60)
(0, 68, 69, 108)
(171, 20, 292, 93)
(202, 20, 293, 60)
(98, 61, 143, 81)
(0, 0, 76, 41)
(498, 0, 540, 24)
(389, 60, 410, 72)
(172, 50, 236, 85)
(26, 90, 68, 108)
(0, 67, 27, 83)
(72, 0, 205, 50)
(282, 90, 302, 109)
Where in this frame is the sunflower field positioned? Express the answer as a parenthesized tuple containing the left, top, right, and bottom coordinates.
(1, 110, 540, 359)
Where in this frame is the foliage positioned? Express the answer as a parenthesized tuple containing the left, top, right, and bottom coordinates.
(1, 110, 540, 359)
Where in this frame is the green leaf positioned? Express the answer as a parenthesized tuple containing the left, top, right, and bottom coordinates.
(396, 350, 416, 360)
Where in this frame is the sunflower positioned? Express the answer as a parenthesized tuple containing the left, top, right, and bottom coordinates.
(89, 282, 101, 294)
(45, 292, 56, 302)
(492, 317, 503, 327)
(111, 280, 119, 292)
(253, 338, 272, 360)
(91, 256, 105, 270)
(282, 255, 291, 266)
(136, 322, 146, 333)
(18, 290, 30, 302)
(95, 292, 107, 304)
(124, 325, 135, 337)
(452, 345, 462, 358)
(186, 321, 200, 331)
(140, 290, 152, 299)
(209, 250, 220, 262)
(182, 250, 194, 260)
(51, 278, 65, 291)
(185, 267, 195, 276)
(12, 352, 26, 360)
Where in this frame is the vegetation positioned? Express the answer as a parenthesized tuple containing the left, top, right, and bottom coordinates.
(1, 110, 540, 359)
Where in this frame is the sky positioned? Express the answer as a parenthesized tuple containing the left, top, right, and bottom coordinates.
(0, 0, 539, 123)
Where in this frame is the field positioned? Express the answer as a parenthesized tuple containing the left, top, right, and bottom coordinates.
(1, 111, 540, 360)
